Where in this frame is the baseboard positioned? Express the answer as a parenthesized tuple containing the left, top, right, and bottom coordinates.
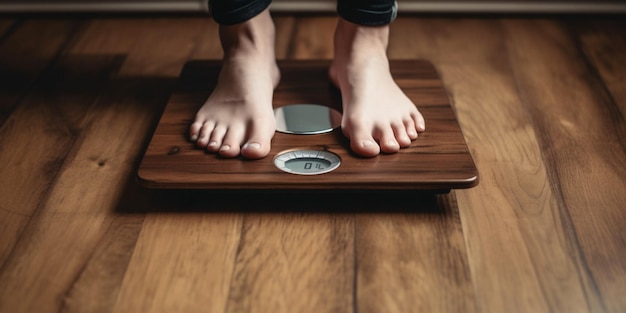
(1, 0, 625, 14)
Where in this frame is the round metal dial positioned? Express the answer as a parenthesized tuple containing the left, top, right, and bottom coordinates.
(273, 149, 341, 175)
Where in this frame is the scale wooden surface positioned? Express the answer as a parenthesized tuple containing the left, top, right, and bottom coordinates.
(137, 60, 478, 191)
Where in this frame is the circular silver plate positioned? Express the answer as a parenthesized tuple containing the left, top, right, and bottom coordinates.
(274, 149, 341, 175)
(274, 104, 342, 135)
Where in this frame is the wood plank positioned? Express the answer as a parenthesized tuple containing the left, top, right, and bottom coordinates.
(68, 18, 208, 77)
(387, 18, 600, 312)
(225, 207, 354, 313)
(356, 194, 475, 313)
(504, 18, 626, 313)
(0, 19, 81, 126)
(0, 53, 120, 268)
(113, 210, 242, 313)
(574, 18, 626, 139)
(290, 16, 336, 59)
(274, 16, 296, 59)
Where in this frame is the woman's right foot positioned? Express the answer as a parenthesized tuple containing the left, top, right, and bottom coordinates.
(189, 9, 279, 159)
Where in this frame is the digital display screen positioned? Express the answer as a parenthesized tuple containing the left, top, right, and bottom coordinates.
(285, 158, 332, 173)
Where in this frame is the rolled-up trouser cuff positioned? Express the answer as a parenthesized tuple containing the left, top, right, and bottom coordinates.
(337, 0, 398, 26)
(209, 0, 272, 25)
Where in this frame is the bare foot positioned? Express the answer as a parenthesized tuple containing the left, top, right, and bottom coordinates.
(329, 19, 425, 157)
(190, 9, 279, 159)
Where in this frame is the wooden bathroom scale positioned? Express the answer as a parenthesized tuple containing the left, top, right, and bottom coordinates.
(137, 60, 478, 191)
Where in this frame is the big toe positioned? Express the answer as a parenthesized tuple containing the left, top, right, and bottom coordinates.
(241, 140, 271, 159)
(347, 127, 380, 157)
(240, 123, 274, 159)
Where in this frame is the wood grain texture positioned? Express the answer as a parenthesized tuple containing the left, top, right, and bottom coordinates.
(0, 16, 625, 313)
(0, 19, 80, 125)
(138, 60, 478, 189)
(0, 19, 78, 265)
(356, 194, 475, 313)
(388, 18, 601, 312)
(0, 71, 177, 313)
(225, 210, 354, 313)
(574, 18, 626, 141)
(63, 18, 215, 313)
(504, 18, 626, 313)
(0, 53, 119, 268)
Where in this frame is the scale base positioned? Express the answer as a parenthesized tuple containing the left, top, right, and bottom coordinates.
(137, 60, 478, 190)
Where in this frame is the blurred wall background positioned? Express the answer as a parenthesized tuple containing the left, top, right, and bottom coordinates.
(0, 0, 625, 13)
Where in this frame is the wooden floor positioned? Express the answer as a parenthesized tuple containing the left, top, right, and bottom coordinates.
(0, 14, 624, 313)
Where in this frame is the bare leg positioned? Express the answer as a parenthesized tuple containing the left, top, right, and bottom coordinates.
(190, 8, 278, 159)
(329, 19, 425, 157)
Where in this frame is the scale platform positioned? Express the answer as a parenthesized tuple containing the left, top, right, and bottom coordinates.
(137, 60, 478, 191)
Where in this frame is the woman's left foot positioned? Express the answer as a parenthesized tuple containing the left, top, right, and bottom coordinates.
(329, 19, 425, 157)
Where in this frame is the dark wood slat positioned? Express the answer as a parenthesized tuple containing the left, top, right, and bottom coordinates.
(0, 19, 81, 126)
(53, 76, 175, 313)
(226, 210, 354, 313)
(505, 18, 626, 313)
(574, 18, 626, 143)
(389, 17, 602, 312)
(0, 54, 121, 269)
(290, 16, 336, 59)
(113, 210, 242, 313)
(60, 214, 145, 313)
(356, 194, 475, 313)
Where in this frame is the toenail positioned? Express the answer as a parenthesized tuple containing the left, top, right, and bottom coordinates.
(209, 141, 218, 147)
(388, 139, 398, 146)
(220, 145, 230, 151)
(418, 121, 425, 130)
(190, 135, 198, 141)
(244, 142, 261, 150)
(362, 140, 375, 147)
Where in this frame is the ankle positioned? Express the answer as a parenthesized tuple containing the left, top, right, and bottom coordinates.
(219, 10, 276, 59)
(334, 19, 389, 60)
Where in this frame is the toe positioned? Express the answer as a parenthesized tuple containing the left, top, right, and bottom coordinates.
(241, 121, 274, 159)
(196, 121, 214, 147)
(393, 122, 412, 148)
(219, 126, 245, 158)
(413, 110, 426, 132)
(378, 128, 400, 154)
(347, 125, 380, 157)
(189, 121, 203, 142)
(404, 118, 419, 140)
(241, 141, 268, 159)
(208, 124, 227, 152)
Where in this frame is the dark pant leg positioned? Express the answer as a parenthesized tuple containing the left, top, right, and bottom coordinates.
(209, 0, 272, 25)
(337, 0, 397, 26)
